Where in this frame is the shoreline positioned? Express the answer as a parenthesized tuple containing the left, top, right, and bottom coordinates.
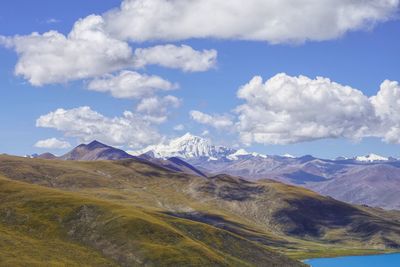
(298, 249, 399, 260)
(303, 251, 400, 265)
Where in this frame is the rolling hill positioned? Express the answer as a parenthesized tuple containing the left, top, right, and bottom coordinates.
(0, 175, 301, 266)
(1, 154, 400, 266)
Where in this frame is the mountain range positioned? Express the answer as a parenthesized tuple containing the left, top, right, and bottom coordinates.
(30, 140, 207, 178)
(131, 133, 400, 210)
(29, 140, 135, 161)
(27, 136, 400, 210)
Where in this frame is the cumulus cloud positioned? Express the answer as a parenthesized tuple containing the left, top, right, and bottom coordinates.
(5, 0, 393, 87)
(104, 0, 399, 43)
(190, 110, 234, 129)
(136, 95, 181, 124)
(2, 15, 133, 86)
(1, 16, 218, 86)
(87, 70, 177, 99)
(34, 138, 71, 149)
(36, 106, 160, 148)
(370, 80, 400, 143)
(134, 44, 217, 72)
(235, 73, 400, 145)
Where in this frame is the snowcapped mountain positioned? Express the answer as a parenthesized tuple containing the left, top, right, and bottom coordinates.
(354, 153, 389, 162)
(226, 149, 267, 160)
(131, 133, 396, 164)
(130, 133, 237, 160)
(282, 153, 295, 158)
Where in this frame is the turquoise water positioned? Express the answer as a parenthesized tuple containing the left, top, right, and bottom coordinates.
(305, 253, 400, 267)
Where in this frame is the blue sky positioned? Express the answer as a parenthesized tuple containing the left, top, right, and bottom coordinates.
(0, 0, 400, 159)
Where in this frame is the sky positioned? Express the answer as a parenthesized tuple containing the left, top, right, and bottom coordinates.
(0, 0, 400, 159)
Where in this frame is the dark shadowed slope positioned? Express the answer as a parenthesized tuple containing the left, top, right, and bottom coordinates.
(309, 164, 400, 210)
(189, 156, 400, 210)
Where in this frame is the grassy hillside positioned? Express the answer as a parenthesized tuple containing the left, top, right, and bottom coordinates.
(0, 174, 302, 266)
(0, 155, 400, 265)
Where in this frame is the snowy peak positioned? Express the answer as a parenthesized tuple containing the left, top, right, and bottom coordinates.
(282, 153, 295, 158)
(131, 133, 395, 164)
(227, 149, 250, 160)
(227, 149, 267, 160)
(355, 153, 389, 162)
(131, 133, 236, 160)
(132, 133, 270, 161)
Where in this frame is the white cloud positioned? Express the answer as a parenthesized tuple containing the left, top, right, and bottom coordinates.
(235, 73, 400, 145)
(87, 70, 177, 99)
(173, 124, 185, 131)
(1, 0, 397, 86)
(104, 0, 399, 44)
(8, 0, 393, 88)
(3, 15, 133, 86)
(136, 95, 181, 124)
(190, 110, 234, 129)
(34, 138, 71, 149)
(134, 44, 217, 72)
(1, 17, 217, 86)
(36, 106, 160, 148)
(370, 80, 400, 143)
(236, 73, 375, 145)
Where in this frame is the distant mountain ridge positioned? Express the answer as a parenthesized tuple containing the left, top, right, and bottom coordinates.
(28, 136, 400, 210)
(31, 152, 58, 160)
(60, 140, 135, 161)
(131, 133, 400, 210)
(131, 133, 396, 163)
(31, 140, 207, 178)
(28, 141, 135, 161)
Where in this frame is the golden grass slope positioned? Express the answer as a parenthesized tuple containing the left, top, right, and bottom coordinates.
(0, 173, 303, 266)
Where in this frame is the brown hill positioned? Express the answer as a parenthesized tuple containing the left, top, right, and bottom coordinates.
(60, 140, 135, 161)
